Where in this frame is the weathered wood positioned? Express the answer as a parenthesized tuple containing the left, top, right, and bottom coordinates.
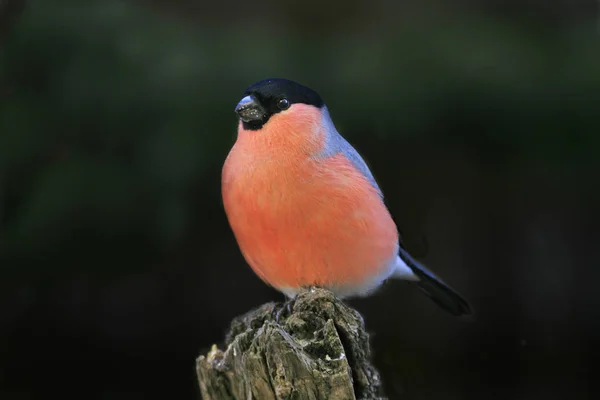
(196, 287, 387, 400)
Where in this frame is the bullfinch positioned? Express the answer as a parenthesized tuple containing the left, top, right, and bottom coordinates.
(221, 78, 472, 316)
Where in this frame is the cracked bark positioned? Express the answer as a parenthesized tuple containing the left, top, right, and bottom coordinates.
(196, 287, 387, 400)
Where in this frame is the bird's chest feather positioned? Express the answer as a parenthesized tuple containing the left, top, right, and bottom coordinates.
(221, 120, 398, 288)
(222, 141, 394, 253)
(223, 147, 333, 237)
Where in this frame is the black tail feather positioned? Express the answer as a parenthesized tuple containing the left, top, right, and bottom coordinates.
(398, 247, 472, 317)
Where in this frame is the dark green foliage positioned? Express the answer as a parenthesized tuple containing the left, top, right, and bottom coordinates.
(1, 0, 599, 277)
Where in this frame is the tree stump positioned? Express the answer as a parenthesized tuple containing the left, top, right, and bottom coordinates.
(196, 287, 387, 400)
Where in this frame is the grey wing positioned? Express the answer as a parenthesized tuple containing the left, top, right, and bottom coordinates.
(322, 127, 383, 198)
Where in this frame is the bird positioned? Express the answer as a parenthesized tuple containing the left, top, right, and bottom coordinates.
(221, 78, 472, 317)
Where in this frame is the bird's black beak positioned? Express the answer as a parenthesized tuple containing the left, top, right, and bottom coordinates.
(235, 95, 267, 123)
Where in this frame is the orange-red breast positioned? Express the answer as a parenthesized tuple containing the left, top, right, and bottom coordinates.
(222, 78, 471, 316)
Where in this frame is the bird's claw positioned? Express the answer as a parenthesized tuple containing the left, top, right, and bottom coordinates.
(273, 300, 294, 324)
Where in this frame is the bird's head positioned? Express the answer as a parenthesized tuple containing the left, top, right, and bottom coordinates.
(234, 78, 329, 141)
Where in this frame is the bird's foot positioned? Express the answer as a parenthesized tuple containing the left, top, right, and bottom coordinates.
(273, 299, 294, 324)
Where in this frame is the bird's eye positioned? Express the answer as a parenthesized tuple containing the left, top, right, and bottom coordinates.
(277, 98, 290, 110)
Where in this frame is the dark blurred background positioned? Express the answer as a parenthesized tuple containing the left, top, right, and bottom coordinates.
(1, 0, 599, 399)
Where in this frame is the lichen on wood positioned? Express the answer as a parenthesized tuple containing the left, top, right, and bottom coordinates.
(196, 287, 387, 400)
